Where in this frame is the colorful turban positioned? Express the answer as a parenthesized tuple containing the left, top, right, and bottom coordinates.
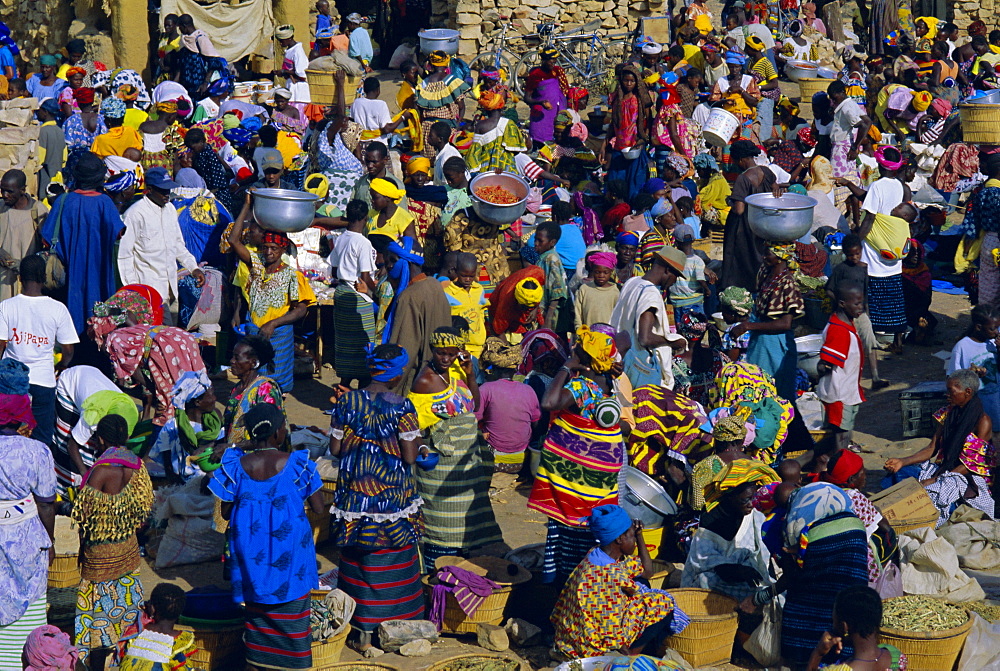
(241, 116, 263, 133)
(916, 16, 940, 40)
(787, 18, 804, 36)
(874, 146, 906, 170)
(702, 43, 720, 54)
(767, 241, 799, 269)
(23, 624, 78, 671)
(73, 87, 95, 106)
(778, 95, 799, 116)
(540, 47, 559, 60)
(970, 20, 988, 37)
(589, 504, 632, 544)
(365, 343, 409, 381)
(641, 178, 666, 194)
(39, 54, 58, 67)
(207, 77, 230, 98)
(514, 277, 543, 306)
(589, 252, 617, 269)
(480, 340, 522, 370)
(518, 328, 569, 375)
(616, 231, 641, 247)
(693, 152, 719, 171)
(930, 97, 951, 117)
(677, 310, 709, 342)
(221, 113, 241, 130)
(479, 69, 501, 82)
(156, 100, 178, 114)
(100, 96, 126, 119)
(223, 127, 252, 148)
(104, 170, 137, 194)
(797, 126, 817, 147)
(719, 286, 753, 316)
(911, 90, 932, 112)
(405, 156, 432, 175)
(274, 23, 296, 40)
(713, 414, 748, 442)
(575, 325, 617, 373)
(745, 34, 766, 52)
(304, 173, 329, 200)
(0, 394, 36, 433)
(725, 51, 747, 66)
(170, 370, 212, 409)
(479, 89, 506, 111)
(704, 458, 779, 510)
(370, 177, 406, 202)
(820, 449, 864, 487)
(429, 329, 466, 348)
(262, 230, 291, 246)
(65, 66, 86, 80)
(695, 14, 713, 35)
(428, 50, 451, 67)
(116, 84, 140, 102)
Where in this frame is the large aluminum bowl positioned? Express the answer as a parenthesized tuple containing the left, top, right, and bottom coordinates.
(469, 172, 529, 226)
(795, 333, 825, 381)
(746, 192, 817, 242)
(252, 188, 319, 233)
(785, 59, 819, 82)
(418, 28, 460, 55)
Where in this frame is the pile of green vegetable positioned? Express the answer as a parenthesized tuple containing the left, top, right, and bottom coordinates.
(962, 600, 1000, 622)
(882, 596, 968, 632)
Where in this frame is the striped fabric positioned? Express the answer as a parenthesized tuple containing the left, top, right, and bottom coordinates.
(338, 545, 424, 632)
(542, 519, 597, 584)
(247, 322, 295, 393)
(413, 413, 502, 555)
(52, 388, 89, 496)
(333, 283, 376, 380)
(0, 595, 46, 668)
(867, 274, 908, 334)
(244, 594, 313, 670)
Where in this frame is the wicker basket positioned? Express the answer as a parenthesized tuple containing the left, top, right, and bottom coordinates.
(659, 588, 738, 667)
(175, 622, 244, 669)
(427, 654, 522, 671)
(799, 77, 832, 100)
(888, 510, 939, 534)
(308, 490, 335, 544)
(324, 664, 400, 671)
(648, 559, 676, 590)
(960, 103, 1000, 144)
(421, 576, 518, 634)
(312, 625, 350, 669)
(307, 70, 359, 105)
(879, 604, 973, 671)
(48, 553, 80, 589)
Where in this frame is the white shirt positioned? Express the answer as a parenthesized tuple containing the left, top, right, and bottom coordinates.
(832, 97, 863, 144)
(55, 365, 121, 445)
(816, 315, 864, 406)
(610, 276, 686, 389)
(0, 295, 78, 387)
(118, 196, 199, 302)
(433, 143, 463, 186)
(860, 177, 906, 277)
(283, 43, 311, 103)
(350, 97, 392, 142)
(329, 230, 376, 284)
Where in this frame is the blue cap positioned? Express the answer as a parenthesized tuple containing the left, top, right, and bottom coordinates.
(146, 167, 179, 190)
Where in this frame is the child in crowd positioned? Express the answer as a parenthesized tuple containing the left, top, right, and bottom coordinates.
(443, 252, 487, 359)
(350, 77, 408, 143)
(816, 283, 866, 453)
(947, 304, 1000, 429)
(675, 196, 701, 239)
(328, 199, 377, 387)
(574, 251, 620, 329)
(117, 584, 198, 670)
(807, 585, 908, 671)
(777, 458, 802, 487)
(668, 224, 708, 320)
(476, 344, 541, 473)
(535, 220, 568, 333)
(718, 286, 753, 362)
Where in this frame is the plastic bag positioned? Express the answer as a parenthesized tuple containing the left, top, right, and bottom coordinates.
(870, 560, 903, 599)
(899, 527, 986, 602)
(744, 597, 783, 667)
(957, 613, 1000, 671)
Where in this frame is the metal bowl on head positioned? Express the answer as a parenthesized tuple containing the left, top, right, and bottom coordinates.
(785, 59, 819, 82)
(745, 192, 817, 242)
(468, 172, 529, 226)
(251, 188, 319, 233)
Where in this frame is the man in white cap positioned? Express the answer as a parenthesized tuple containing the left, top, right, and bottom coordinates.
(274, 24, 311, 103)
(346, 13, 373, 73)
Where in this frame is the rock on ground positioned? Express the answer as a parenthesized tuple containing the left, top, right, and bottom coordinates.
(377, 619, 440, 652)
(399, 639, 434, 657)
(477, 622, 510, 652)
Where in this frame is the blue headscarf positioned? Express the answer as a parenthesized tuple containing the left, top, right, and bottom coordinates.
(104, 170, 138, 194)
(724, 51, 747, 66)
(381, 236, 425, 343)
(0, 23, 18, 56)
(100, 97, 126, 119)
(241, 116, 264, 134)
(224, 127, 252, 149)
(207, 78, 231, 98)
(589, 504, 633, 545)
(641, 178, 665, 194)
(0, 358, 29, 395)
(651, 197, 670, 218)
(364, 343, 409, 382)
(616, 230, 641, 247)
(693, 152, 719, 171)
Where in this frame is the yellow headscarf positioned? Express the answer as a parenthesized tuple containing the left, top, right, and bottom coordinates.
(479, 89, 506, 111)
(370, 177, 405, 202)
(575, 325, 617, 374)
(767, 242, 799, 269)
(695, 14, 713, 36)
(777, 95, 799, 117)
(405, 156, 432, 176)
(911, 90, 932, 112)
(156, 101, 178, 114)
(514, 278, 543, 306)
(304, 173, 329, 200)
(428, 50, 451, 67)
(808, 156, 835, 194)
(917, 16, 940, 40)
(703, 459, 779, 511)
(429, 330, 466, 348)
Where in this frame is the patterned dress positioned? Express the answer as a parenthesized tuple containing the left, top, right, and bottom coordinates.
(224, 376, 284, 446)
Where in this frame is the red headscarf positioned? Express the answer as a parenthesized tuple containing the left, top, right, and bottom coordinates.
(821, 450, 864, 487)
(73, 87, 95, 105)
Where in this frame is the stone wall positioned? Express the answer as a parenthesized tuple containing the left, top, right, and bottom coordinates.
(952, 0, 999, 34)
(432, 0, 665, 60)
(0, 0, 77, 70)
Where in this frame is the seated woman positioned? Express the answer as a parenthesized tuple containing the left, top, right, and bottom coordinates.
(552, 505, 689, 659)
(884, 368, 996, 527)
(807, 585, 907, 670)
(146, 371, 222, 482)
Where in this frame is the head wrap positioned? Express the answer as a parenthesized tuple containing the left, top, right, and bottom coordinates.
(677, 310, 709, 342)
(66, 66, 86, 80)
(808, 155, 835, 194)
(88, 287, 160, 346)
(745, 34, 766, 51)
(241, 115, 263, 133)
(778, 95, 799, 117)
(788, 184, 808, 196)
(39, 54, 58, 67)
(104, 170, 137, 194)
(156, 100, 178, 114)
(74, 151, 108, 189)
(370, 177, 406, 202)
(274, 23, 296, 40)
(911, 90, 932, 112)
(271, 87, 292, 101)
(365, 343, 409, 381)
(719, 286, 753, 316)
(223, 126, 252, 148)
(514, 277, 543, 306)
(73, 87, 95, 106)
(39, 98, 60, 116)
(304, 173, 329, 200)
(100, 96, 126, 119)
(428, 50, 451, 67)
(970, 20, 988, 37)
(787, 18, 804, 36)
(175, 167, 206, 189)
(641, 42, 663, 55)
(588, 504, 633, 545)
(0, 358, 28, 396)
(589, 252, 616, 270)
(767, 241, 799, 269)
(783, 482, 854, 560)
(930, 97, 952, 117)
(695, 14, 713, 35)
(262, 230, 291, 247)
(480, 340, 521, 370)
(615, 230, 641, 247)
(24, 624, 78, 671)
(479, 89, 506, 111)
(479, 69, 501, 82)
(575, 325, 618, 373)
(693, 152, 719, 171)
(0, 392, 35, 430)
(650, 197, 670, 219)
(821, 449, 864, 487)
(916, 16, 940, 40)
(518, 328, 569, 375)
(702, 43, 720, 54)
(207, 78, 230, 98)
(704, 458, 780, 510)
(117, 84, 139, 101)
(429, 330, 466, 348)
(666, 152, 692, 178)
(713, 414, 748, 443)
(405, 156, 432, 176)
(540, 47, 559, 60)
(725, 51, 747, 66)
(874, 146, 906, 171)
(641, 178, 665, 194)
(82, 390, 139, 436)
(0, 23, 18, 57)
(797, 126, 817, 147)
(171, 370, 212, 409)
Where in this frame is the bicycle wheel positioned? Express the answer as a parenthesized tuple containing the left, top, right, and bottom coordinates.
(512, 49, 541, 98)
(468, 51, 514, 86)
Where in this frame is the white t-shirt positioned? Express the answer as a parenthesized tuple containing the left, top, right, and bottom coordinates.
(54, 365, 121, 444)
(0, 295, 79, 388)
(832, 97, 862, 144)
(861, 177, 906, 277)
(329, 230, 376, 284)
(350, 97, 392, 142)
(433, 143, 463, 186)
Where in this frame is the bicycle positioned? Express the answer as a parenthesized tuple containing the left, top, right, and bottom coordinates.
(511, 19, 627, 98)
(467, 17, 532, 87)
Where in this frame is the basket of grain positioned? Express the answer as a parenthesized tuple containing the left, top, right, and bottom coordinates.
(307, 70, 360, 105)
(422, 556, 532, 634)
(879, 596, 973, 671)
(799, 77, 833, 101)
(658, 588, 738, 667)
(176, 619, 245, 669)
(426, 653, 523, 671)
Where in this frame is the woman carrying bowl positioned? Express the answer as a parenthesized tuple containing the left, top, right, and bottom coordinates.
(602, 63, 653, 201)
(228, 194, 316, 394)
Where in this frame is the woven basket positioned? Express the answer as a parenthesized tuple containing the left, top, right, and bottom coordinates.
(421, 576, 518, 634)
(321, 479, 337, 496)
(960, 104, 1000, 144)
(308, 490, 335, 544)
(880, 604, 973, 671)
(175, 622, 244, 669)
(799, 77, 832, 100)
(324, 664, 400, 671)
(427, 654, 522, 671)
(307, 70, 359, 105)
(888, 510, 939, 534)
(659, 588, 738, 667)
(312, 625, 350, 669)
(48, 553, 80, 588)
(648, 559, 675, 590)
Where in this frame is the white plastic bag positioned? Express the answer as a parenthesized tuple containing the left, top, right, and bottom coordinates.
(744, 597, 783, 667)
(957, 613, 1000, 671)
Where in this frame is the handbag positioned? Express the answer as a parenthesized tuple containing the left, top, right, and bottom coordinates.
(37, 193, 66, 290)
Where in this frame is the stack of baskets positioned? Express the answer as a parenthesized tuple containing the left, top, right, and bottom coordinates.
(422, 556, 531, 634)
(879, 600, 973, 671)
(659, 588, 739, 667)
(48, 553, 80, 588)
(960, 95, 1000, 144)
